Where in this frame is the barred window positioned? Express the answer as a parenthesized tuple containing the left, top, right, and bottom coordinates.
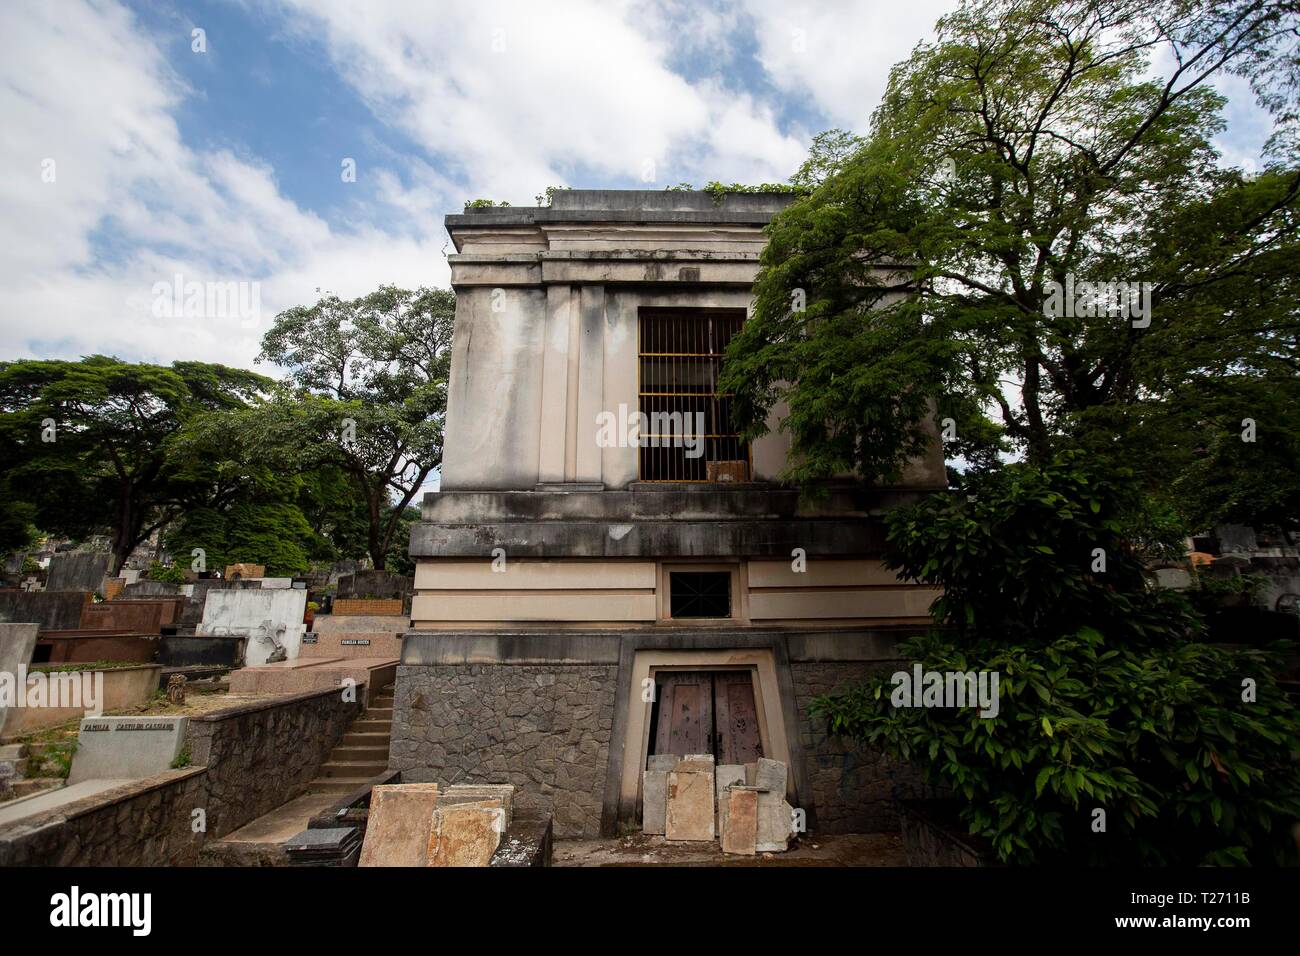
(637, 309, 749, 482)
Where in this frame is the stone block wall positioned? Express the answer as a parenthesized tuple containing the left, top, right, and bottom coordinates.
(332, 598, 404, 617)
(0, 768, 208, 866)
(790, 661, 932, 833)
(390, 663, 617, 838)
(186, 686, 363, 838)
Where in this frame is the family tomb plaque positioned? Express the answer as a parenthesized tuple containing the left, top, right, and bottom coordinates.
(68, 715, 190, 784)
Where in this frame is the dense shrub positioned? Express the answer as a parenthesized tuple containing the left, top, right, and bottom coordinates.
(813, 455, 1300, 864)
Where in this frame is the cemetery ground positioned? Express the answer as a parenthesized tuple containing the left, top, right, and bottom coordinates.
(554, 831, 906, 866)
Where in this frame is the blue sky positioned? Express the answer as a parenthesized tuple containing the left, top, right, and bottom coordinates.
(0, 0, 1274, 373)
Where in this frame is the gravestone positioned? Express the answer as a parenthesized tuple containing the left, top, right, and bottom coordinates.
(67, 716, 189, 784)
(359, 784, 441, 867)
(755, 757, 787, 793)
(665, 768, 714, 841)
(198, 589, 307, 665)
(642, 770, 669, 835)
(755, 791, 796, 852)
(721, 787, 758, 855)
(427, 799, 505, 866)
(0, 623, 39, 737)
(715, 764, 746, 828)
(440, 784, 514, 827)
(45, 552, 112, 592)
(285, 827, 362, 867)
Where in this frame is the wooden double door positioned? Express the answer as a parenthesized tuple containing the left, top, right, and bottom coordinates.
(651, 670, 763, 765)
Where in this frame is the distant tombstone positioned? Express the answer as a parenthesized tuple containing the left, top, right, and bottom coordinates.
(45, 552, 112, 592)
(0, 624, 39, 736)
(1216, 524, 1258, 555)
(68, 716, 190, 784)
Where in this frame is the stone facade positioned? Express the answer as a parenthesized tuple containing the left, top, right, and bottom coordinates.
(390, 663, 617, 838)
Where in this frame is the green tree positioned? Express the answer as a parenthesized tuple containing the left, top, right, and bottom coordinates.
(723, 0, 1299, 513)
(256, 285, 454, 570)
(0, 356, 270, 573)
(813, 456, 1300, 864)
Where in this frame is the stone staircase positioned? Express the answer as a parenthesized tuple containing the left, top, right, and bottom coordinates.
(307, 685, 394, 795)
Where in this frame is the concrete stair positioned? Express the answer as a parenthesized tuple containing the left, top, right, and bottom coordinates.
(306, 685, 394, 796)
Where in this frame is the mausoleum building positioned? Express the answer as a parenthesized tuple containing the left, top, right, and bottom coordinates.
(394, 189, 946, 838)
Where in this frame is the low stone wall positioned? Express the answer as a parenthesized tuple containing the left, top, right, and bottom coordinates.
(0, 768, 208, 866)
(0, 685, 363, 863)
(391, 663, 617, 838)
(187, 685, 364, 838)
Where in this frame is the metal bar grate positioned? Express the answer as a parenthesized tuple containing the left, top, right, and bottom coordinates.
(638, 310, 748, 482)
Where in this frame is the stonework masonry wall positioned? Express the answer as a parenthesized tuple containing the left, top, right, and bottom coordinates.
(0, 687, 362, 864)
(390, 663, 618, 838)
(187, 686, 363, 838)
(791, 662, 934, 833)
(0, 769, 207, 866)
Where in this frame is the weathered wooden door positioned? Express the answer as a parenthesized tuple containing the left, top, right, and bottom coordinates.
(714, 671, 763, 764)
(652, 670, 763, 763)
(654, 672, 714, 757)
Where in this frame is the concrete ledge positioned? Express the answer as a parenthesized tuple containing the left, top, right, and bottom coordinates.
(0, 767, 206, 832)
(409, 519, 888, 559)
(401, 626, 919, 666)
(420, 486, 936, 522)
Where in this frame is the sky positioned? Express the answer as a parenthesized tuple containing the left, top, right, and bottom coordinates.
(0, 0, 1275, 373)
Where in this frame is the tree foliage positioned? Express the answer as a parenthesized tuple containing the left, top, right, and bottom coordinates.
(0, 356, 270, 572)
(723, 0, 1299, 533)
(255, 285, 454, 569)
(813, 456, 1300, 864)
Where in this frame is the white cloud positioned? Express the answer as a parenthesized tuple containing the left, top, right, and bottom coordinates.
(744, 0, 959, 131)
(0, 0, 446, 369)
(274, 0, 807, 199)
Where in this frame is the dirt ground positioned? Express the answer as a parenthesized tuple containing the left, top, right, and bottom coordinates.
(554, 830, 907, 866)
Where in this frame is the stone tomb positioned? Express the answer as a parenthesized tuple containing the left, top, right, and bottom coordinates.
(67, 716, 189, 784)
(358, 783, 441, 867)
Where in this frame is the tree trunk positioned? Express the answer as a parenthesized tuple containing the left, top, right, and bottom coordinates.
(366, 487, 385, 571)
(110, 489, 136, 576)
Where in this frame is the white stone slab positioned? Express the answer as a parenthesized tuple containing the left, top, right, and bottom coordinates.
(198, 589, 306, 665)
(642, 770, 669, 834)
(68, 716, 189, 784)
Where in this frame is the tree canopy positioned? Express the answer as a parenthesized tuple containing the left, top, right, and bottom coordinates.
(723, 0, 1299, 535)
